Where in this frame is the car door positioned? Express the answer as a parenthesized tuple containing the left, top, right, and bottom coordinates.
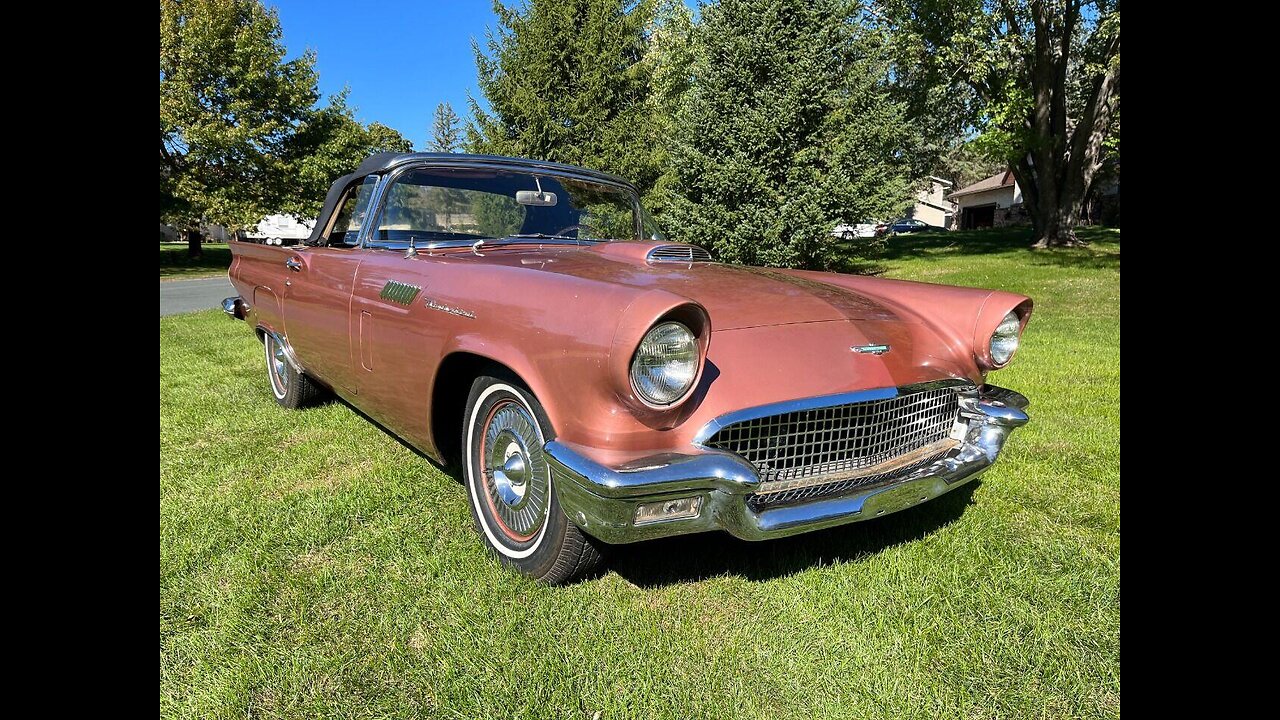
(348, 165, 533, 452)
(348, 167, 498, 450)
(281, 175, 379, 395)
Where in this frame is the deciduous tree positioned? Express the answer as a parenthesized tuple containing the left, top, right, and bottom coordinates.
(876, 0, 1121, 247)
(160, 0, 318, 256)
(280, 92, 413, 219)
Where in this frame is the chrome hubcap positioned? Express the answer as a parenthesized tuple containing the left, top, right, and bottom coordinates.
(268, 337, 289, 394)
(482, 401, 549, 538)
(493, 442, 529, 505)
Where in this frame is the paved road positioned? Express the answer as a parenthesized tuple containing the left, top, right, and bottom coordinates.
(160, 276, 235, 317)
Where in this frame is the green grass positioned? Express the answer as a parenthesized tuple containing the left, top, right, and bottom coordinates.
(160, 226, 1119, 719)
(161, 242, 232, 279)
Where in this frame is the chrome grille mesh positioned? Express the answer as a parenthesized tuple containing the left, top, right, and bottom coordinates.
(703, 386, 966, 507)
(647, 244, 713, 263)
(747, 449, 953, 510)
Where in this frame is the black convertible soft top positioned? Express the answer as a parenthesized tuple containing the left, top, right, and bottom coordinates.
(306, 152, 634, 245)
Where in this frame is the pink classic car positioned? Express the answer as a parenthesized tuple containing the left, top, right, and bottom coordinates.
(224, 153, 1032, 583)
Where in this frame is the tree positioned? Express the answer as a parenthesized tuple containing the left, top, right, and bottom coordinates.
(666, 0, 917, 269)
(876, 0, 1121, 247)
(280, 92, 413, 219)
(469, 0, 660, 196)
(367, 122, 414, 155)
(429, 102, 462, 152)
(640, 0, 697, 219)
(936, 140, 1008, 191)
(160, 0, 319, 256)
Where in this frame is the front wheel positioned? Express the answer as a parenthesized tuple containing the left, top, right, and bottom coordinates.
(463, 375, 605, 583)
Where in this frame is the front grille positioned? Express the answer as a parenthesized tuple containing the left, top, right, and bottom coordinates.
(703, 385, 967, 507)
(647, 244, 713, 263)
(746, 449, 953, 510)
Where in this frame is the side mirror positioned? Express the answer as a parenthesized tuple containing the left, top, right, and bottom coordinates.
(516, 190, 557, 207)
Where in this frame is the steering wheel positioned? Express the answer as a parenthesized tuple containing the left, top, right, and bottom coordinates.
(553, 223, 602, 240)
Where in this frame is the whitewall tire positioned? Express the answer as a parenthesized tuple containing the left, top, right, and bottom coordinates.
(462, 375, 605, 583)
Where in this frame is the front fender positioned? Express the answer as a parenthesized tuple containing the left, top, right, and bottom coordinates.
(783, 270, 1032, 373)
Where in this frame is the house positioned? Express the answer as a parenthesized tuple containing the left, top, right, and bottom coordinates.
(947, 170, 1024, 230)
(910, 176, 956, 229)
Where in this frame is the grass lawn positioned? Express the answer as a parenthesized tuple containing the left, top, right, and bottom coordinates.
(160, 226, 1119, 718)
(161, 242, 232, 280)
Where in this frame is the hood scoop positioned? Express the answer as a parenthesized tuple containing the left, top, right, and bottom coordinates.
(646, 244, 713, 264)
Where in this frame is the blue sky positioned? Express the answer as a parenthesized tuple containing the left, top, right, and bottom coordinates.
(271, 1, 500, 150)
(271, 1, 697, 150)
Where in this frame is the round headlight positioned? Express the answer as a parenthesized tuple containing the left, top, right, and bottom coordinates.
(631, 321, 699, 406)
(989, 311, 1022, 366)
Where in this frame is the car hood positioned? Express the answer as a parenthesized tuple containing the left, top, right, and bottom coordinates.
(457, 242, 912, 331)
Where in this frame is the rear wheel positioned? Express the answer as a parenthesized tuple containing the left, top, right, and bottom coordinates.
(462, 375, 605, 583)
(263, 333, 324, 409)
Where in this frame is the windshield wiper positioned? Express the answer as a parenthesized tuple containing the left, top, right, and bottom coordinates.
(472, 234, 605, 253)
(503, 233, 582, 241)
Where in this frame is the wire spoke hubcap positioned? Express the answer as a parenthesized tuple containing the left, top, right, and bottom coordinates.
(481, 400, 549, 540)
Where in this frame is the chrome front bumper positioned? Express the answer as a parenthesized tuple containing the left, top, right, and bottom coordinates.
(547, 384, 1029, 544)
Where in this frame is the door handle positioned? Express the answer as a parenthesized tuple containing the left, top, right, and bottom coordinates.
(285, 257, 303, 272)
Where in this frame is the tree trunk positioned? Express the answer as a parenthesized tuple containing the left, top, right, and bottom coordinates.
(1016, 153, 1087, 249)
(183, 227, 204, 258)
(1008, 0, 1117, 251)
(1029, 202, 1080, 248)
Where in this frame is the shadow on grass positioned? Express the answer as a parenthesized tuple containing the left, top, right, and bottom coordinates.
(1029, 247, 1120, 270)
(607, 481, 980, 587)
(160, 243, 232, 279)
(832, 226, 1121, 272)
(328, 391, 979, 587)
(879, 227, 1035, 260)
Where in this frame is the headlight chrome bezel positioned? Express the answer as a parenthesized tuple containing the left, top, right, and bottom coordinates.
(630, 321, 700, 407)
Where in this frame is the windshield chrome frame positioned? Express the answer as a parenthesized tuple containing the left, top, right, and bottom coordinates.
(359, 159, 644, 251)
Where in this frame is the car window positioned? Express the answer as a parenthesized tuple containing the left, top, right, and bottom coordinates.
(326, 175, 379, 248)
(370, 167, 649, 246)
(378, 177, 525, 241)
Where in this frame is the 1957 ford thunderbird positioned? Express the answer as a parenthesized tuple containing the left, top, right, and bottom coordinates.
(224, 152, 1032, 583)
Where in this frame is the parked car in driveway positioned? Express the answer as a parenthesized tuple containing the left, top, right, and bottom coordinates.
(223, 152, 1032, 583)
(878, 218, 945, 236)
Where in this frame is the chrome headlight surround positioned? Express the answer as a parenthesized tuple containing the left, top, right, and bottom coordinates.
(630, 321, 699, 406)
(988, 311, 1022, 366)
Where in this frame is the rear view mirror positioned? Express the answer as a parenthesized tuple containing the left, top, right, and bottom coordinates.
(516, 190, 557, 207)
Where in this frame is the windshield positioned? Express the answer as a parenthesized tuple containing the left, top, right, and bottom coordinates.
(370, 167, 662, 246)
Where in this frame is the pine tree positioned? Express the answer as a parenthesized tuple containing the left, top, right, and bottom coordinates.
(666, 0, 917, 269)
(429, 102, 462, 153)
(641, 0, 696, 219)
(469, 0, 659, 194)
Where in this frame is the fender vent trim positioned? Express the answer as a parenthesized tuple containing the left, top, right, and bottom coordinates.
(646, 244, 713, 263)
(379, 280, 422, 305)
